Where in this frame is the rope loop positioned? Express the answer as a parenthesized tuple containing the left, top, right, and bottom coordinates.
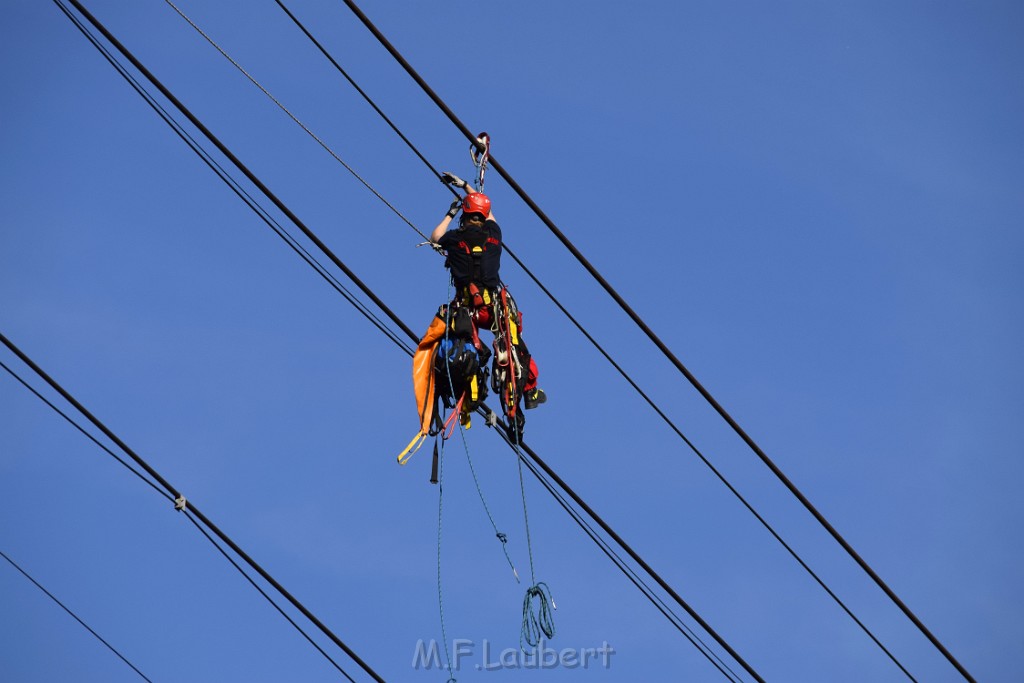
(520, 582, 556, 649)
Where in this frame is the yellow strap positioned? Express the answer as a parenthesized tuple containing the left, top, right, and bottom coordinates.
(397, 432, 427, 465)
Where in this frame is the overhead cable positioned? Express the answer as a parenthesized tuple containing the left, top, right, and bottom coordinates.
(272, 0, 450, 186)
(161, 0, 428, 241)
(269, 4, 912, 677)
(53, 0, 411, 358)
(1, 324, 385, 683)
(178, 511, 358, 681)
(1, 358, 169, 500)
(489, 417, 745, 682)
(334, 2, 975, 680)
(54, 5, 759, 679)
(1, 354, 358, 681)
(60, 0, 416, 348)
(1, 549, 155, 683)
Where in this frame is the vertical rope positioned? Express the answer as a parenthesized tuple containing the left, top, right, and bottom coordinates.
(497, 296, 556, 650)
(455, 422, 519, 582)
(435, 281, 457, 682)
(435, 434, 456, 682)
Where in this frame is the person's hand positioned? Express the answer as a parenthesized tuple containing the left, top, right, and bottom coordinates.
(446, 198, 462, 218)
(441, 171, 468, 189)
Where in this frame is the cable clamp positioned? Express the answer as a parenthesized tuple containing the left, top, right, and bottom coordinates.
(174, 495, 188, 512)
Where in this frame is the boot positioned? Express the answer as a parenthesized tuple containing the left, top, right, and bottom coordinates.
(524, 388, 547, 409)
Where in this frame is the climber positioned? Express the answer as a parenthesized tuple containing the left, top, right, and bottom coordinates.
(431, 173, 546, 419)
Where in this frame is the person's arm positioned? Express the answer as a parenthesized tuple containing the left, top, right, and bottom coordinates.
(431, 199, 461, 243)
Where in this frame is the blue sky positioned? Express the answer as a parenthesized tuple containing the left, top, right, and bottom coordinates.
(2, 1, 1021, 681)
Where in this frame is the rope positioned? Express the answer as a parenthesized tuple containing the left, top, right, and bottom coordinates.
(512, 445, 742, 682)
(498, 299, 556, 650)
(440, 281, 520, 580)
(67, 0, 412, 358)
(513, 434, 555, 649)
(455, 425, 519, 582)
(272, 0, 453, 191)
(435, 434, 456, 683)
(521, 582, 556, 649)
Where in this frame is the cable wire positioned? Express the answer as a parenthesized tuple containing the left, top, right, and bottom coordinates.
(162, 0, 429, 240)
(273, 0, 450, 186)
(2, 348, 730, 680)
(53, 0, 411, 359)
(1, 333, 384, 683)
(52, 4, 766, 678)
(2, 352, 358, 681)
(62, 0, 417, 348)
(0, 358, 170, 501)
(512, 445, 744, 682)
(1, 549, 155, 683)
(334, 2, 974, 679)
(271, 5, 916, 677)
(178, 512, 358, 682)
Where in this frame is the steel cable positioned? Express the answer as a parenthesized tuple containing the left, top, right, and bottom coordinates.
(334, 1, 974, 679)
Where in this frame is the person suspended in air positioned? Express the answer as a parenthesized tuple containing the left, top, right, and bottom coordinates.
(433, 172, 545, 429)
(397, 172, 546, 465)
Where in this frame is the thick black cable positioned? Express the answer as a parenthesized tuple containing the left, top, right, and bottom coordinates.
(1, 549, 155, 682)
(178, 512, 357, 682)
(512, 430, 763, 682)
(0, 329, 386, 683)
(161, 0, 428, 242)
(1, 548, 153, 683)
(62, 0, 415, 347)
(3, 347, 723, 679)
(0, 359, 170, 501)
(276, 8, 914, 678)
(272, 0, 451, 189)
(41, 1, 729, 679)
(53, 0, 412, 358)
(49, 0, 880, 679)
(336, 2, 975, 679)
(500, 427, 743, 682)
(53, 4, 759, 678)
(2, 353, 358, 680)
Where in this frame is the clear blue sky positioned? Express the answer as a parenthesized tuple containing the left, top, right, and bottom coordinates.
(2, 1, 1021, 681)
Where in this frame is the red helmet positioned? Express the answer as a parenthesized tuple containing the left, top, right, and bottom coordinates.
(462, 192, 491, 218)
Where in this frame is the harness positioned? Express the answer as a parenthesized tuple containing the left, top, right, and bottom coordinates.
(450, 228, 500, 288)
